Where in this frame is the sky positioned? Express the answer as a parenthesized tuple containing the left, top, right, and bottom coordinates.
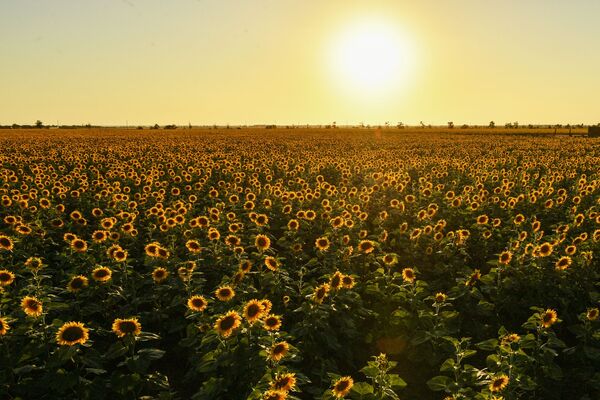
(1, 0, 599, 126)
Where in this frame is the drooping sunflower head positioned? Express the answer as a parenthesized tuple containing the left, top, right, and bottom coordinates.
(332, 376, 354, 398)
(68, 275, 89, 292)
(56, 321, 89, 346)
(91, 266, 112, 283)
(187, 295, 208, 312)
(112, 318, 142, 338)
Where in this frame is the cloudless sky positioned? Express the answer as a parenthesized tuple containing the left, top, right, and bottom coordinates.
(1, 0, 599, 126)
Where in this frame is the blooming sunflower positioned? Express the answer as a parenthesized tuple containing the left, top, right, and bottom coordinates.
(215, 286, 235, 301)
(332, 376, 354, 398)
(540, 309, 558, 328)
(264, 256, 280, 272)
(21, 296, 43, 317)
(262, 390, 286, 400)
(0, 317, 9, 335)
(402, 268, 416, 283)
(313, 283, 330, 304)
(70, 238, 88, 253)
(187, 295, 208, 312)
(329, 271, 343, 290)
(0, 235, 14, 251)
(263, 314, 282, 331)
(186, 240, 202, 253)
(268, 341, 290, 362)
(91, 266, 112, 283)
(255, 234, 271, 252)
(489, 374, 509, 392)
(67, 275, 89, 292)
(152, 267, 169, 283)
(215, 310, 242, 337)
(315, 237, 330, 251)
(270, 372, 296, 392)
(56, 321, 89, 346)
(434, 292, 447, 303)
(243, 299, 264, 323)
(341, 275, 355, 289)
(358, 240, 375, 254)
(587, 308, 599, 321)
(538, 242, 553, 257)
(498, 251, 512, 265)
(112, 318, 142, 337)
(24, 257, 44, 270)
(0, 269, 15, 286)
(555, 256, 572, 270)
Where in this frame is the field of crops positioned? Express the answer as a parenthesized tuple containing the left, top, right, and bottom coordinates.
(0, 128, 598, 400)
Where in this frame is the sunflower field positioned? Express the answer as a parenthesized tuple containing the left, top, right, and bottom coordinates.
(0, 128, 599, 400)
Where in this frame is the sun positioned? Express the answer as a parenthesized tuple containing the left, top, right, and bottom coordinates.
(329, 20, 414, 95)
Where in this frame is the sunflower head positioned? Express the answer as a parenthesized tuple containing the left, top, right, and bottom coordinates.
(21, 296, 43, 317)
(112, 318, 142, 338)
(214, 311, 242, 337)
(270, 372, 296, 392)
(0, 317, 9, 335)
(92, 266, 112, 283)
(215, 286, 235, 301)
(56, 321, 89, 346)
(243, 299, 264, 323)
(402, 268, 416, 283)
(489, 374, 509, 392)
(268, 341, 290, 362)
(68, 275, 89, 292)
(540, 309, 558, 328)
(332, 376, 354, 398)
(187, 295, 208, 312)
(0, 269, 16, 286)
(263, 314, 282, 331)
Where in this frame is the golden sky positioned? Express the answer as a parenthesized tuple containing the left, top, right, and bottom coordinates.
(1, 1, 599, 126)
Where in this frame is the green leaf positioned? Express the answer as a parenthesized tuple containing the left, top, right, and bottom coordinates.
(426, 375, 453, 391)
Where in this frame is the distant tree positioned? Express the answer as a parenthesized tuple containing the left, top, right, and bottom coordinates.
(513, 121, 519, 129)
(489, 121, 495, 128)
(461, 124, 469, 129)
(397, 122, 404, 129)
(447, 121, 454, 129)
(12, 124, 20, 129)
(137, 126, 143, 130)
(35, 120, 43, 128)
(151, 124, 160, 130)
(420, 121, 425, 128)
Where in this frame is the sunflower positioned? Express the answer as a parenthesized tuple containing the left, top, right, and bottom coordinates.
(358, 240, 375, 254)
(260, 299, 273, 315)
(498, 251, 512, 265)
(70, 238, 88, 253)
(187, 295, 208, 312)
(112, 318, 142, 337)
(565, 245, 577, 255)
(67, 275, 89, 292)
(555, 256, 572, 270)
(540, 309, 558, 328)
(329, 271, 343, 290)
(215, 286, 235, 301)
(434, 292, 447, 303)
(21, 296, 43, 317)
(150, 267, 169, 283)
(270, 372, 296, 392)
(332, 376, 354, 398)
(262, 390, 287, 400)
(466, 269, 481, 286)
(476, 214, 489, 225)
(264, 256, 280, 272)
(186, 240, 202, 253)
(0, 235, 14, 251)
(24, 256, 44, 270)
(255, 234, 271, 252)
(0, 317, 9, 335)
(263, 314, 282, 331)
(91, 230, 108, 243)
(313, 283, 330, 304)
(243, 299, 264, 323)
(587, 308, 599, 321)
(0, 269, 15, 286)
(501, 333, 521, 345)
(489, 374, 509, 392)
(315, 237, 330, 251)
(268, 341, 290, 362)
(538, 242, 553, 257)
(91, 266, 112, 283)
(215, 310, 242, 337)
(56, 321, 89, 346)
(341, 275, 355, 289)
(402, 268, 416, 283)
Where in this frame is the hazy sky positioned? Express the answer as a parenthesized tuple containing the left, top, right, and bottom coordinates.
(1, 0, 599, 126)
